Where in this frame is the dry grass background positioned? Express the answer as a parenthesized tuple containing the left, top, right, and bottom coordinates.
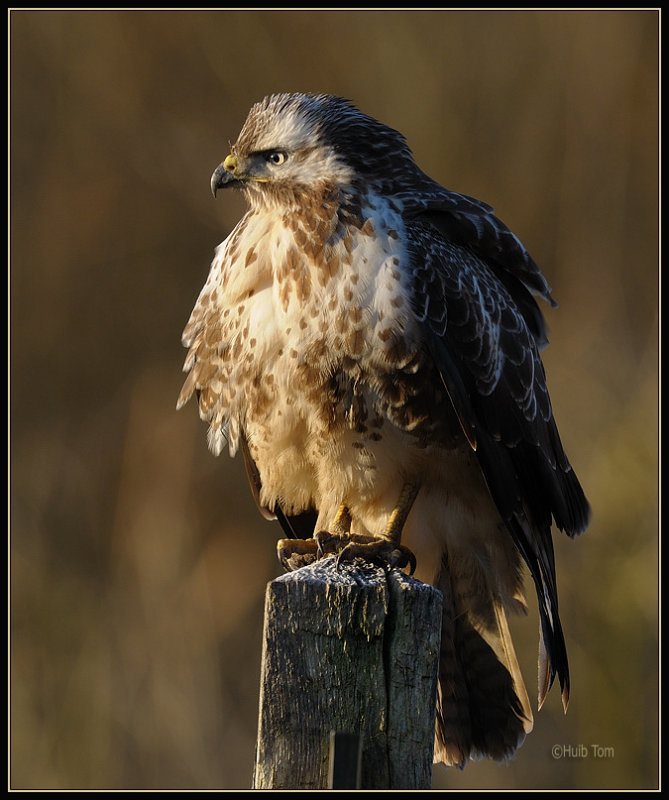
(9, 9, 658, 791)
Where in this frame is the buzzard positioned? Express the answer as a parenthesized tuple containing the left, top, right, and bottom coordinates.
(178, 93, 590, 767)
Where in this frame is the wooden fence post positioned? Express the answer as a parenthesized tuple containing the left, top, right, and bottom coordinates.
(252, 557, 442, 790)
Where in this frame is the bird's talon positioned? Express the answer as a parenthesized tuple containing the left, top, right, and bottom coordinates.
(389, 546, 417, 575)
(276, 532, 416, 574)
(277, 537, 319, 572)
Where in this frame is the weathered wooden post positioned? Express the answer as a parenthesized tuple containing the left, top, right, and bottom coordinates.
(252, 557, 442, 790)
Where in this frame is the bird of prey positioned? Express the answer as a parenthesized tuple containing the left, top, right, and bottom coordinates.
(177, 92, 590, 768)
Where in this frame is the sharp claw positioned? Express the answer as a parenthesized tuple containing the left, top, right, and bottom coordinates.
(276, 533, 417, 575)
(277, 537, 321, 571)
(314, 529, 331, 556)
(390, 547, 417, 575)
(278, 551, 299, 572)
(332, 540, 355, 569)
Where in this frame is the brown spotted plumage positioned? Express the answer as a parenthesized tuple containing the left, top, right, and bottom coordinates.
(178, 93, 590, 768)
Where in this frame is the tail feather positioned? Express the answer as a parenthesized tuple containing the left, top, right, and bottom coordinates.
(433, 556, 533, 768)
(434, 586, 473, 768)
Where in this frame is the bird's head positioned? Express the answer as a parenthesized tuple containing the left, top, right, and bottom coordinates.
(210, 93, 418, 210)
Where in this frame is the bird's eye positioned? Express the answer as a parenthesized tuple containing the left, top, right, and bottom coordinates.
(265, 150, 287, 166)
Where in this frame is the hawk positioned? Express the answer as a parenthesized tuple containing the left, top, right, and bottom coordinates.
(178, 93, 590, 768)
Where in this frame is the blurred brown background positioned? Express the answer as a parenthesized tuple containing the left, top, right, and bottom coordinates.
(9, 9, 658, 791)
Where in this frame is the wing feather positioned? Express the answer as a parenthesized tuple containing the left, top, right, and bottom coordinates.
(406, 213, 589, 706)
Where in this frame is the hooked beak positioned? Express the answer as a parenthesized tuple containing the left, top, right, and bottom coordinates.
(211, 153, 241, 197)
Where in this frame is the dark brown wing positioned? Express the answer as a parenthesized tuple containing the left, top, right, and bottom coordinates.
(398, 179, 556, 347)
(406, 208, 589, 708)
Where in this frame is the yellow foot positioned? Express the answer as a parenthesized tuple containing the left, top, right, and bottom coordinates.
(276, 537, 319, 572)
(330, 504, 352, 535)
(277, 504, 352, 571)
(318, 530, 416, 574)
(277, 531, 416, 574)
(277, 484, 420, 575)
